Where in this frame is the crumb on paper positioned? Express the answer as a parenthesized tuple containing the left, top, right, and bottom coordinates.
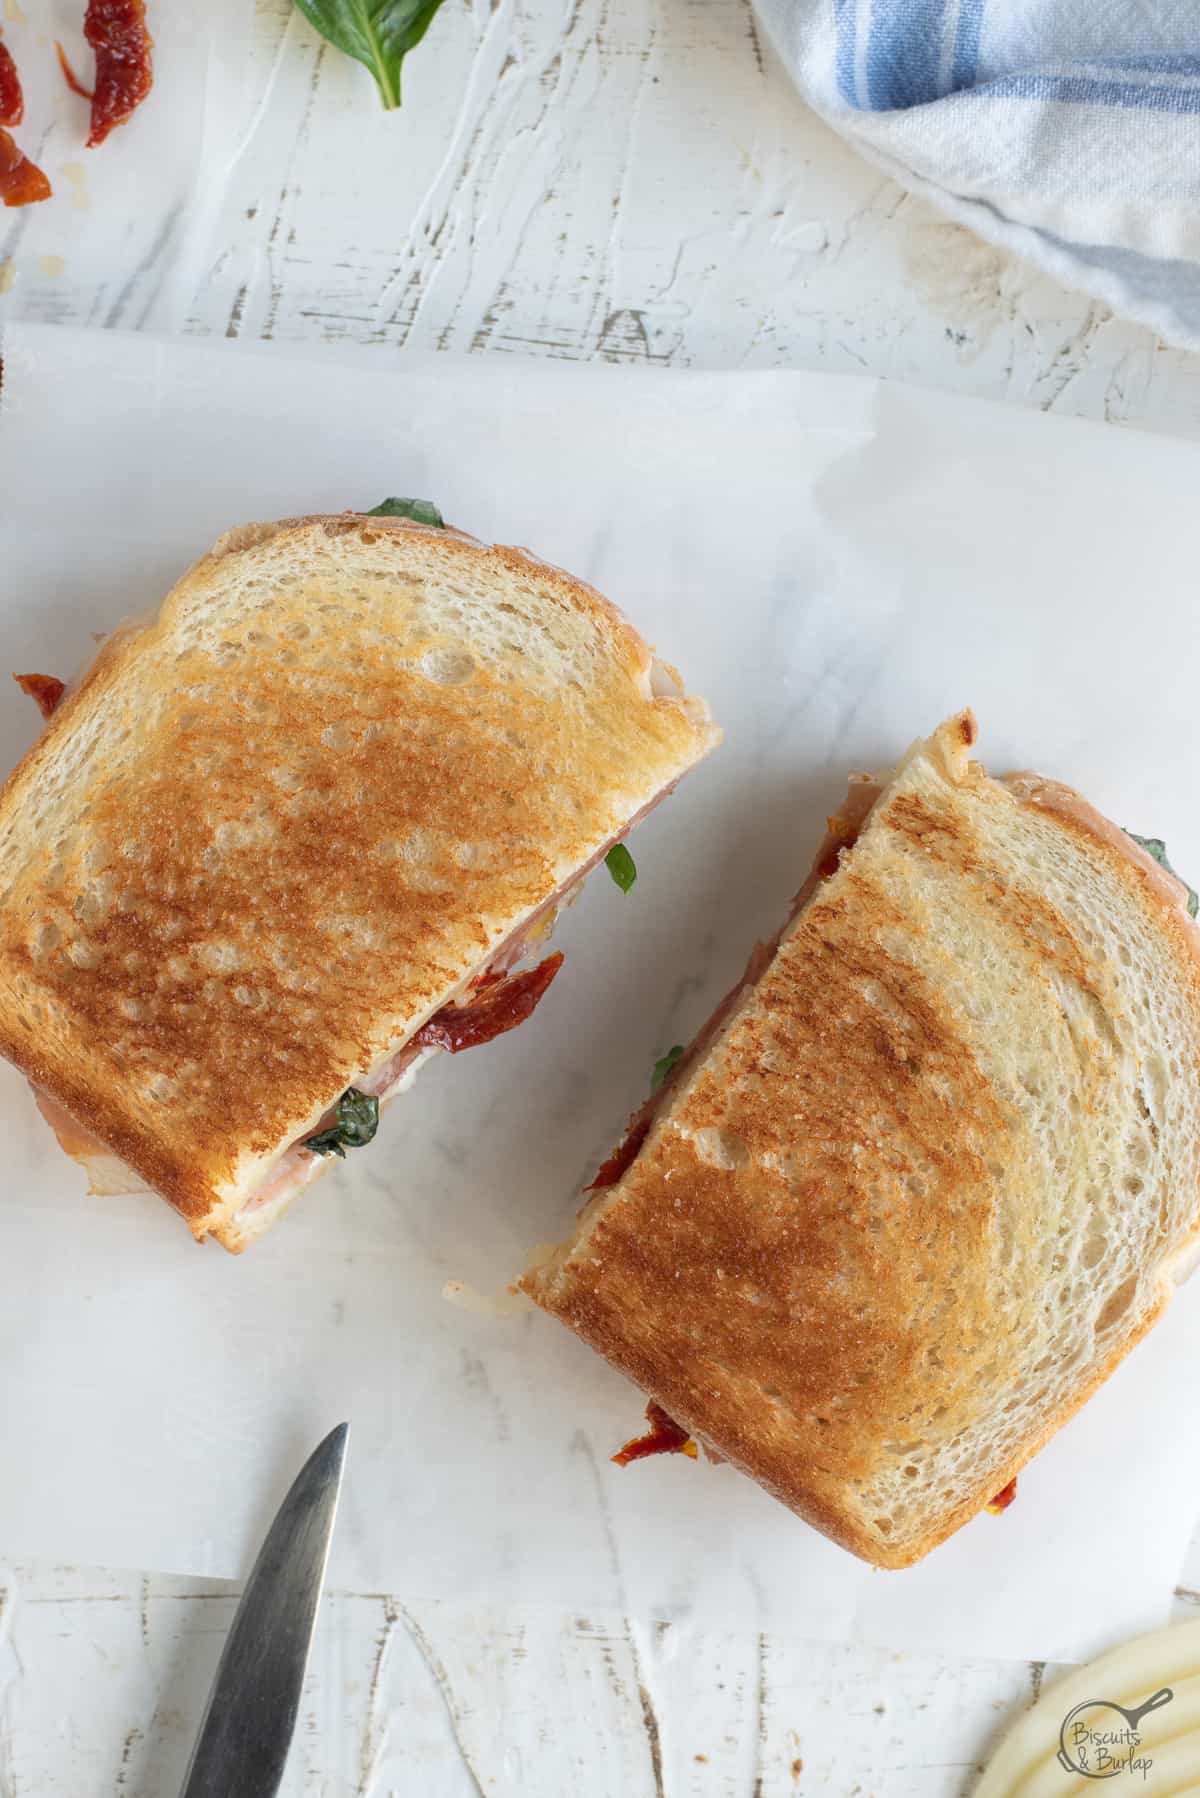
(0, 261, 14, 295)
(61, 162, 88, 211)
(694, 1751, 709, 1763)
(38, 254, 64, 278)
(441, 1278, 528, 1319)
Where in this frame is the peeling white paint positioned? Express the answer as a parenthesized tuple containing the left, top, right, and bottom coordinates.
(0, 0, 1196, 435)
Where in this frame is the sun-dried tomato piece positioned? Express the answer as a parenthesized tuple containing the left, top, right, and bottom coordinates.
(0, 130, 50, 208)
(79, 0, 154, 148)
(586, 1116, 651, 1192)
(0, 39, 23, 127)
(613, 1401, 698, 1467)
(13, 674, 67, 719)
(986, 1476, 1018, 1515)
(55, 41, 94, 101)
(411, 952, 564, 1054)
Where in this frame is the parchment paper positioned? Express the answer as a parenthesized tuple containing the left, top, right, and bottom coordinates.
(2, 322, 1199, 1664)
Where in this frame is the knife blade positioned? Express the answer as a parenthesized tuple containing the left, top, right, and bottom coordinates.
(178, 1422, 349, 1798)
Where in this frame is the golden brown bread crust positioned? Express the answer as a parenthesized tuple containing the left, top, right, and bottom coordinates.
(526, 869, 1014, 1565)
(523, 714, 1200, 1566)
(0, 515, 718, 1234)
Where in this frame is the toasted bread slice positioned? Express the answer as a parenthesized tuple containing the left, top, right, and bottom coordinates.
(0, 515, 719, 1246)
(522, 713, 1200, 1566)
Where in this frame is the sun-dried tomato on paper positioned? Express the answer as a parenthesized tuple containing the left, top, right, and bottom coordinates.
(0, 129, 50, 208)
(59, 0, 154, 148)
(0, 39, 23, 127)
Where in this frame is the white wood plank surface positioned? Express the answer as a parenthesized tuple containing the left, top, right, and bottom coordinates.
(2, 1563, 1198, 1794)
(3, 0, 1200, 1790)
(3, 0, 1199, 437)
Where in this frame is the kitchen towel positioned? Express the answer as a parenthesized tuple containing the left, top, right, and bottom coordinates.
(753, 0, 1200, 348)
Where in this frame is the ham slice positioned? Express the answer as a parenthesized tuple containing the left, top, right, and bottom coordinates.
(33, 1089, 149, 1197)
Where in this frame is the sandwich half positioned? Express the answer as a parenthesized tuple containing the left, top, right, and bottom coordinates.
(522, 712, 1200, 1567)
(0, 511, 719, 1249)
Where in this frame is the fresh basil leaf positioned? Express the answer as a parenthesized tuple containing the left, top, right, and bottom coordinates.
(366, 496, 445, 526)
(651, 1044, 685, 1093)
(1125, 831, 1199, 920)
(293, 0, 448, 109)
(605, 844, 637, 894)
(302, 1087, 380, 1157)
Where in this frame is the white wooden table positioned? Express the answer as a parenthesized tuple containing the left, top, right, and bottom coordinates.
(4, 2, 1200, 1791)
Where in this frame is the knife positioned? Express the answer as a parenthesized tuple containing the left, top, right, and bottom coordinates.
(178, 1422, 349, 1798)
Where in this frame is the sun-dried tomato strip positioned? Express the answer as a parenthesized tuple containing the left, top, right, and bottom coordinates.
(0, 130, 50, 208)
(410, 952, 564, 1054)
(586, 1116, 651, 1192)
(81, 0, 154, 148)
(613, 1401, 698, 1468)
(56, 42, 94, 101)
(13, 673, 66, 719)
(986, 1476, 1018, 1515)
(0, 40, 23, 127)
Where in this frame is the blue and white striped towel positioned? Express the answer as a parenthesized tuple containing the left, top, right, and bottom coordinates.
(752, 0, 1200, 347)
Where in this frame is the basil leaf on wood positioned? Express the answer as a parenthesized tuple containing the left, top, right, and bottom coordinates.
(605, 844, 637, 894)
(1125, 831, 1199, 920)
(651, 1044, 685, 1093)
(366, 496, 445, 526)
(302, 1087, 380, 1157)
(293, 0, 448, 109)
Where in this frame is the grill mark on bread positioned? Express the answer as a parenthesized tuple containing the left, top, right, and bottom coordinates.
(883, 788, 1101, 995)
